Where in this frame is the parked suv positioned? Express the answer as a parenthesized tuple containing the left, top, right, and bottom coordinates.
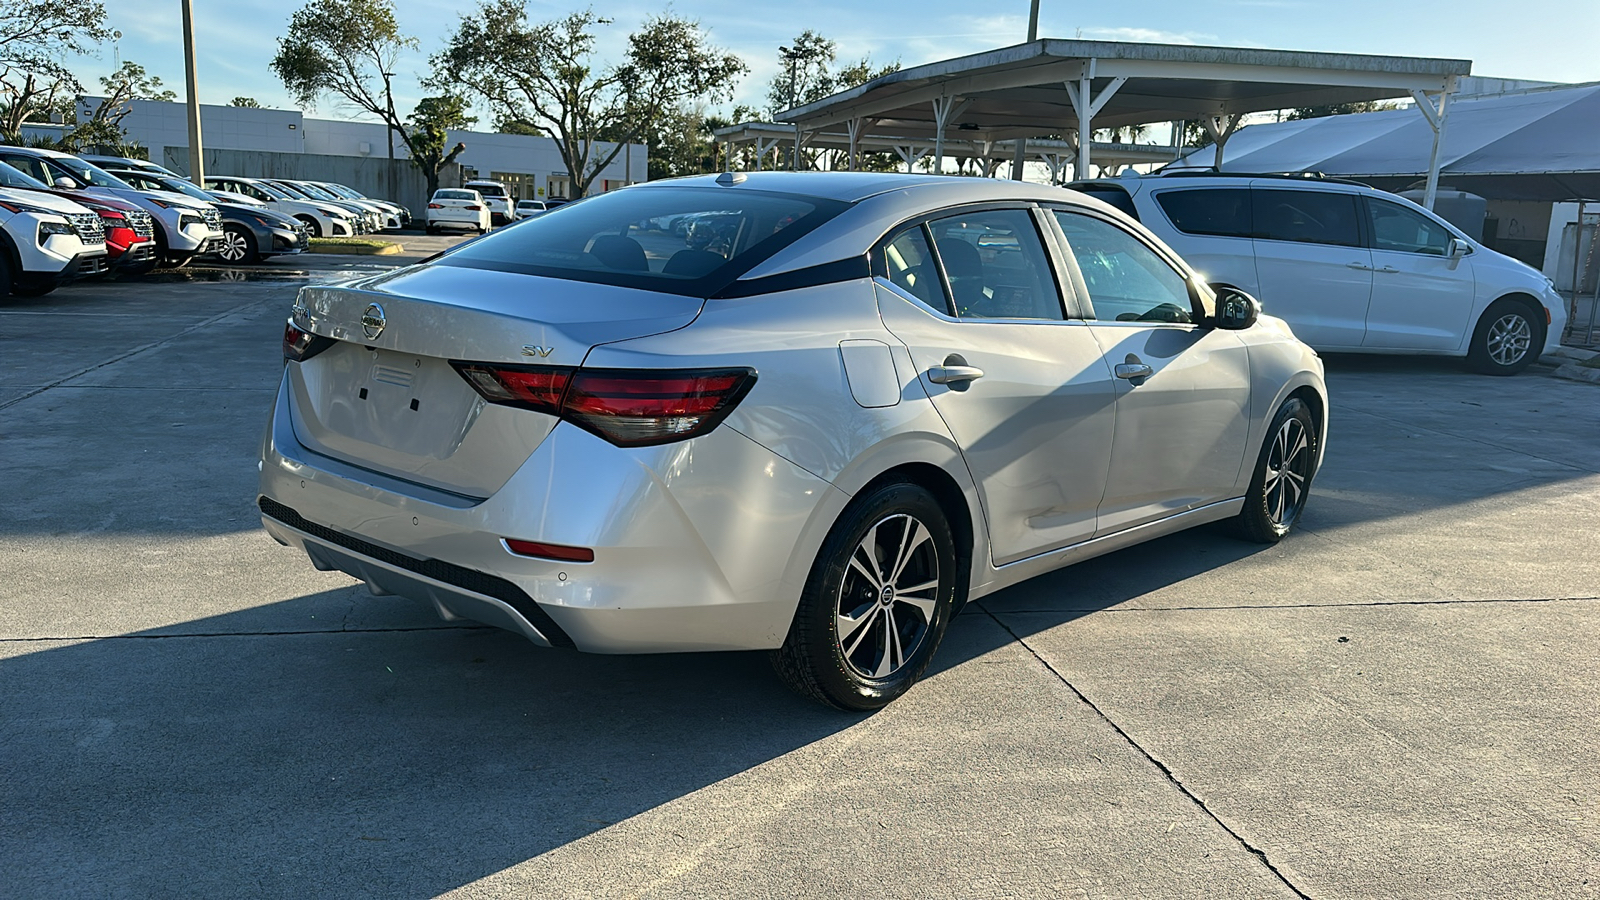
(1072, 172, 1567, 374)
(102, 167, 307, 266)
(0, 158, 155, 275)
(462, 179, 513, 226)
(0, 146, 224, 268)
(0, 186, 107, 296)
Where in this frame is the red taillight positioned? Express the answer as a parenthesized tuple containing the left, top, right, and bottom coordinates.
(283, 320, 335, 362)
(464, 204, 482, 211)
(427, 203, 444, 209)
(451, 363, 757, 447)
(503, 538, 594, 563)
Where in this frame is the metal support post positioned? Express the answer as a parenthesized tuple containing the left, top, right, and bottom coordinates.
(1202, 113, 1243, 170)
(1011, 139, 1027, 181)
(1412, 77, 1456, 211)
(180, 0, 204, 185)
(1063, 67, 1126, 181)
(930, 97, 969, 174)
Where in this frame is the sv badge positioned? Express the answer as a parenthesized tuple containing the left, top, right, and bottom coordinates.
(520, 345, 554, 358)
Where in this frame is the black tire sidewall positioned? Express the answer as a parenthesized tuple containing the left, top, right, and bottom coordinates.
(783, 482, 959, 710)
(1469, 298, 1544, 375)
(1238, 398, 1317, 543)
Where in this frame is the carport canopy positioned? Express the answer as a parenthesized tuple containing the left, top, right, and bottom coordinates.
(777, 39, 1472, 206)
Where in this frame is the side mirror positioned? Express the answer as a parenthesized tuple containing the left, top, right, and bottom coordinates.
(1447, 237, 1470, 259)
(1211, 286, 1261, 331)
(53, 176, 78, 189)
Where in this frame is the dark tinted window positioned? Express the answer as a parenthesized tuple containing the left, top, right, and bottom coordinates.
(1073, 184, 1140, 220)
(436, 187, 847, 297)
(1155, 188, 1252, 237)
(926, 209, 1062, 320)
(0, 160, 48, 190)
(882, 226, 950, 315)
(1252, 189, 1361, 247)
(1367, 198, 1453, 255)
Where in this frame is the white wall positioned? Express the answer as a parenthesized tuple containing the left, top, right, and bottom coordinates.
(97, 98, 646, 196)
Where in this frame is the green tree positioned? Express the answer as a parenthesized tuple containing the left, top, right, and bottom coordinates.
(1286, 100, 1395, 120)
(768, 30, 835, 118)
(63, 61, 174, 154)
(406, 93, 473, 185)
(0, 0, 116, 141)
(271, 0, 467, 196)
(435, 3, 746, 198)
(230, 96, 262, 108)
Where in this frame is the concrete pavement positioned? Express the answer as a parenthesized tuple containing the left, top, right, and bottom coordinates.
(1, 276, 1596, 898)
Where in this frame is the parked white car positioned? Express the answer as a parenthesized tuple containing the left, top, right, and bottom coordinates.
(462, 180, 514, 226)
(1073, 172, 1567, 374)
(204, 176, 359, 238)
(514, 199, 548, 220)
(0, 186, 108, 295)
(426, 189, 491, 233)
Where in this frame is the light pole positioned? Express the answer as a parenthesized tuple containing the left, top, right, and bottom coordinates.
(781, 45, 799, 171)
(180, 0, 204, 184)
(381, 71, 396, 206)
(1027, 0, 1040, 41)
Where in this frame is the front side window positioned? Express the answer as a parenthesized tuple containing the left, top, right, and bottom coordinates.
(1054, 211, 1195, 324)
(882, 226, 950, 315)
(925, 209, 1062, 320)
(1368, 198, 1453, 255)
(1155, 188, 1252, 237)
(0, 154, 52, 184)
(1251, 189, 1361, 247)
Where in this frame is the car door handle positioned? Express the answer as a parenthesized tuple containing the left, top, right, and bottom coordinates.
(927, 365, 985, 384)
(1347, 261, 1375, 271)
(1115, 363, 1154, 381)
(1375, 265, 1399, 273)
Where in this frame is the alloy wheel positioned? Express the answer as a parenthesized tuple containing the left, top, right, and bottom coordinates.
(1264, 417, 1312, 527)
(1486, 313, 1532, 367)
(218, 230, 248, 263)
(835, 513, 940, 679)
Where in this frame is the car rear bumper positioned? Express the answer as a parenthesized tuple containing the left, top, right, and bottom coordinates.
(258, 371, 843, 654)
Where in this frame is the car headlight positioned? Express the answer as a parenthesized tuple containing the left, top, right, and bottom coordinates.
(38, 219, 75, 243)
(179, 213, 204, 228)
(317, 207, 344, 218)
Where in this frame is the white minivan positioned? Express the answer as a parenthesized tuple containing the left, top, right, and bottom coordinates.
(1073, 173, 1567, 374)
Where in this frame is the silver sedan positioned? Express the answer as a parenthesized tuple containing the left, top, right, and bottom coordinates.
(261, 172, 1327, 710)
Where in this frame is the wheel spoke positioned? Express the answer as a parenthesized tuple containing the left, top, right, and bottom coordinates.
(896, 593, 937, 621)
(848, 546, 882, 591)
(875, 606, 902, 678)
(838, 606, 879, 657)
(889, 519, 930, 586)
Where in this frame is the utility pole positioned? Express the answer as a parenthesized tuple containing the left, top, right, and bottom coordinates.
(1027, 0, 1041, 41)
(382, 71, 396, 208)
(180, 0, 204, 184)
(781, 46, 799, 171)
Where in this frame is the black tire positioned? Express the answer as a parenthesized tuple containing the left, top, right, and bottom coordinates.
(772, 480, 961, 711)
(1467, 297, 1544, 375)
(425, 225, 439, 235)
(11, 283, 55, 297)
(297, 216, 323, 239)
(1234, 397, 1318, 543)
(216, 225, 259, 265)
(0, 251, 14, 296)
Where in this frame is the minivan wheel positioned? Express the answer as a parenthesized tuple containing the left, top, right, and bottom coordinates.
(1467, 298, 1543, 375)
(1233, 398, 1318, 543)
(773, 481, 959, 711)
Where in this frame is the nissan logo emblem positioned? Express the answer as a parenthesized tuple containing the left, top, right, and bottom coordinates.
(361, 303, 385, 339)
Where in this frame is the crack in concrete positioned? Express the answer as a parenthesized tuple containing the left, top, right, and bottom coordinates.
(978, 599, 1317, 899)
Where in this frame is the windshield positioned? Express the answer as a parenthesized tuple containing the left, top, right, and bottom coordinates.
(154, 177, 215, 203)
(468, 183, 508, 198)
(247, 181, 290, 200)
(0, 160, 49, 190)
(290, 182, 338, 201)
(436, 186, 848, 297)
(324, 183, 363, 200)
(52, 156, 135, 190)
(267, 181, 311, 199)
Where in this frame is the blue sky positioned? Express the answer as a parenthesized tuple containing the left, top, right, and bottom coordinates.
(73, 0, 1598, 123)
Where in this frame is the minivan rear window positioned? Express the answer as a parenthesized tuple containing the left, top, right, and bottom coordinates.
(1073, 184, 1140, 220)
(1155, 188, 1252, 237)
(435, 186, 849, 297)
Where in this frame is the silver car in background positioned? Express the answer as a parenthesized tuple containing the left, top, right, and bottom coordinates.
(261, 173, 1327, 710)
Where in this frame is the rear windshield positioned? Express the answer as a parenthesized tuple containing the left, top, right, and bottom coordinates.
(468, 183, 508, 197)
(435, 190, 478, 200)
(435, 186, 849, 296)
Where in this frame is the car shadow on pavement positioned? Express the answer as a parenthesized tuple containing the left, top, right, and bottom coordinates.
(2, 524, 1261, 898)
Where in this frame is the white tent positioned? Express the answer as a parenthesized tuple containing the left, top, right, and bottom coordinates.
(1169, 82, 1600, 201)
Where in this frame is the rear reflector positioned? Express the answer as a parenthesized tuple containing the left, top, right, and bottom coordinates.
(504, 538, 594, 563)
(452, 363, 757, 447)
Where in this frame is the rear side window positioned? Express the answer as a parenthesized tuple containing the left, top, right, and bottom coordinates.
(883, 227, 951, 315)
(1074, 185, 1140, 220)
(926, 209, 1062, 320)
(1367, 198, 1453, 255)
(1252, 189, 1361, 247)
(436, 186, 848, 297)
(1155, 188, 1252, 237)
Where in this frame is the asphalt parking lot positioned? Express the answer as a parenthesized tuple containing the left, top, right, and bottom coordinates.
(2, 266, 1597, 899)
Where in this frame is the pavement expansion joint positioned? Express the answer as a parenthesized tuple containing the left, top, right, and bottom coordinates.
(977, 599, 1317, 900)
(0, 625, 491, 643)
(0, 301, 259, 413)
(985, 595, 1600, 615)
